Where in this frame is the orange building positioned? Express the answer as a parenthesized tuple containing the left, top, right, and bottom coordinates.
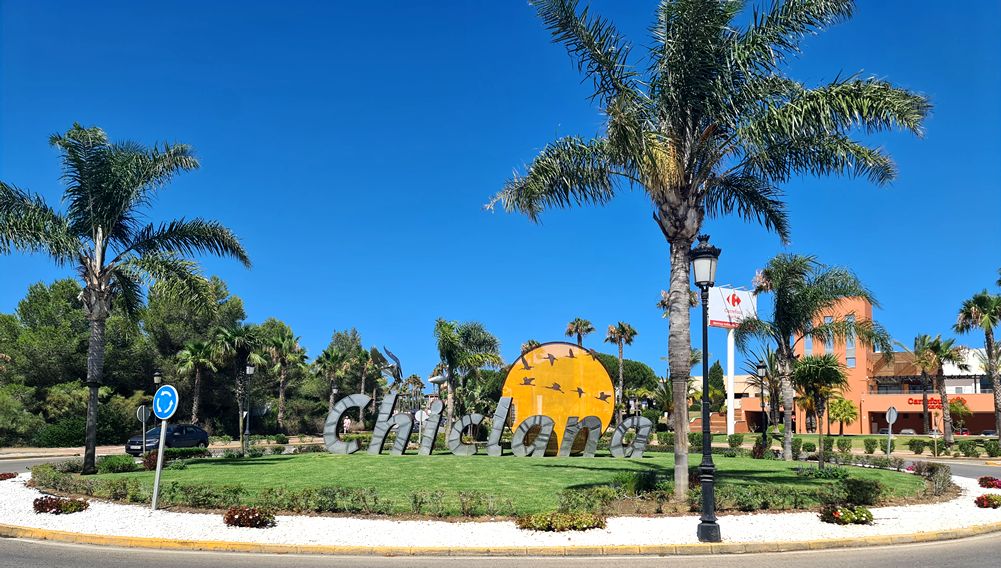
(740, 297, 994, 435)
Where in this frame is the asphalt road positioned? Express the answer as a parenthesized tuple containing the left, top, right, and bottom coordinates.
(0, 456, 71, 473)
(3, 533, 1001, 568)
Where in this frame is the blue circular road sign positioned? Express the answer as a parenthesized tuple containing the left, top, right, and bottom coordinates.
(152, 385, 179, 420)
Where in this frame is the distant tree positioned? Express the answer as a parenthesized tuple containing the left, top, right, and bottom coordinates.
(827, 397, 858, 436)
(521, 339, 541, 353)
(262, 321, 307, 432)
(743, 347, 780, 427)
(0, 124, 249, 473)
(434, 319, 503, 428)
(176, 340, 217, 426)
(793, 354, 848, 468)
(954, 291, 1001, 439)
(895, 334, 938, 434)
(564, 318, 595, 347)
(604, 322, 638, 425)
(923, 336, 968, 446)
(949, 398, 972, 432)
(212, 325, 264, 449)
(707, 361, 726, 412)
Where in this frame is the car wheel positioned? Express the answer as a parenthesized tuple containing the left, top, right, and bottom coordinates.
(197, 441, 207, 448)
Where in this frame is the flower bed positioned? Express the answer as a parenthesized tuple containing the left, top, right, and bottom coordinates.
(974, 494, 1001, 509)
(223, 506, 275, 528)
(33, 495, 89, 514)
(978, 476, 1001, 489)
(0, 472, 17, 481)
(819, 505, 874, 525)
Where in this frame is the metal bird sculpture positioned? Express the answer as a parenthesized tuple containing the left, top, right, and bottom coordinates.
(575, 387, 585, 398)
(520, 355, 533, 370)
(544, 353, 558, 366)
(521, 377, 536, 386)
(567, 348, 576, 358)
(595, 391, 611, 402)
(545, 382, 564, 393)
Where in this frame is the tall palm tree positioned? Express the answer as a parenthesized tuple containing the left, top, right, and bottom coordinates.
(736, 254, 892, 461)
(923, 336, 968, 446)
(521, 339, 542, 353)
(742, 346, 780, 427)
(895, 334, 937, 434)
(489, 0, 928, 498)
(954, 291, 1001, 439)
(314, 347, 347, 413)
(0, 124, 250, 473)
(827, 397, 858, 436)
(176, 341, 218, 426)
(565, 318, 595, 347)
(433, 318, 503, 428)
(604, 321, 638, 425)
(265, 327, 307, 433)
(792, 354, 847, 469)
(212, 325, 263, 449)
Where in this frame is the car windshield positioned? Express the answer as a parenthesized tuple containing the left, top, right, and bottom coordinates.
(143, 427, 170, 437)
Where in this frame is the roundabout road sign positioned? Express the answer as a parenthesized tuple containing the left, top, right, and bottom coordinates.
(152, 385, 179, 421)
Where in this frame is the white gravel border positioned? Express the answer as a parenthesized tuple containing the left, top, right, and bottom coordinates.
(1, 473, 999, 546)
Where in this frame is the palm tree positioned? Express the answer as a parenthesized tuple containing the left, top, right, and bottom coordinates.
(604, 322, 638, 425)
(433, 318, 503, 428)
(0, 124, 250, 473)
(923, 336, 968, 446)
(736, 254, 892, 461)
(565, 318, 595, 347)
(895, 334, 937, 434)
(314, 347, 347, 413)
(792, 354, 847, 468)
(827, 397, 858, 436)
(489, 0, 928, 498)
(265, 327, 307, 433)
(742, 347, 780, 428)
(954, 291, 1001, 439)
(212, 325, 263, 449)
(176, 341, 218, 426)
(521, 339, 542, 353)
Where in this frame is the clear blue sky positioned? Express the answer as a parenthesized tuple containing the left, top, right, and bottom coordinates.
(2, 1, 999, 383)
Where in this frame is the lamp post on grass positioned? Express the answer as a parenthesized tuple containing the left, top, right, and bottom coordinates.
(243, 364, 255, 454)
(691, 234, 721, 543)
(757, 362, 768, 448)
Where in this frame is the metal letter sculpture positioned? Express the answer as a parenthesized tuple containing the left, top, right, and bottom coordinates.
(447, 413, 485, 456)
(557, 415, 602, 457)
(418, 399, 444, 455)
(511, 415, 556, 458)
(609, 415, 654, 458)
(369, 393, 415, 455)
(323, 393, 372, 454)
(486, 397, 512, 457)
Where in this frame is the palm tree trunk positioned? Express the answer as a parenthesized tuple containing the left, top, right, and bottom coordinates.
(358, 365, 367, 425)
(937, 373, 953, 446)
(445, 370, 455, 432)
(839, 420, 844, 436)
(577, 333, 583, 347)
(82, 316, 107, 475)
(817, 396, 826, 470)
(921, 372, 930, 434)
(277, 367, 288, 432)
(191, 366, 202, 425)
(986, 329, 1000, 440)
(778, 348, 795, 460)
(328, 378, 336, 413)
(617, 342, 624, 425)
(667, 237, 693, 501)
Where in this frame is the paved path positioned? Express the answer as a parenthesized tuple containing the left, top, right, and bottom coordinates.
(2, 533, 1000, 567)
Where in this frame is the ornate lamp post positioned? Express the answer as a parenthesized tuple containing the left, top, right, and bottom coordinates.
(757, 361, 768, 448)
(243, 364, 255, 454)
(691, 234, 721, 543)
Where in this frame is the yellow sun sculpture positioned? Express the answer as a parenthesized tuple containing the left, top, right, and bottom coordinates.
(501, 341, 614, 454)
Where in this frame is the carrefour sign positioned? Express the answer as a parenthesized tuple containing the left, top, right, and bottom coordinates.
(708, 287, 757, 329)
(322, 342, 653, 459)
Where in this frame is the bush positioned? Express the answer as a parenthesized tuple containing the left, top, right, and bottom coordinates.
(209, 435, 232, 445)
(792, 437, 803, 460)
(796, 466, 848, 480)
(273, 434, 289, 445)
(458, 491, 485, 516)
(978, 476, 1001, 489)
(165, 447, 212, 460)
(688, 432, 702, 452)
(974, 494, 1001, 509)
(557, 487, 619, 514)
(958, 440, 980, 458)
(840, 478, 884, 506)
(821, 437, 834, 452)
(907, 439, 927, 455)
(0, 472, 16, 481)
(878, 438, 895, 454)
(222, 449, 244, 459)
(751, 441, 767, 459)
(802, 441, 817, 453)
(610, 471, 658, 495)
(863, 438, 878, 454)
(515, 512, 606, 532)
(166, 460, 188, 470)
(819, 505, 873, 525)
(294, 444, 326, 454)
(55, 459, 83, 474)
(656, 431, 674, 447)
(270, 445, 285, 455)
(96, 455, 137, 474)
(985, 440, 1001, 458)
(33, 495, 89, 515)
(836, 438, 853, 454)
(924, 463, 953, 496)
(727, 434, 744, 449)
(223, 506, 275, 528)
(247, 446, 266, 458)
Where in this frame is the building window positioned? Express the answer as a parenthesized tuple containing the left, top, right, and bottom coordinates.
(955, 386, 964, 394)
(824, 316, 834, 354)
(845, 315, 856, 367)
(847, 357, 856, 368)
(804, 323, 812, 354)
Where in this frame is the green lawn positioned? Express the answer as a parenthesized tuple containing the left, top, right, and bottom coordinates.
(94, 452, 925, 514)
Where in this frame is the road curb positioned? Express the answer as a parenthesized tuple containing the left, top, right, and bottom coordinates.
(3, 521, 1001, 556)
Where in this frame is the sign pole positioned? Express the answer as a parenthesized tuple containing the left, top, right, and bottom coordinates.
(885, 406, 898, 458)
(726, 328, 735, 436)
(151, 418, 168, 510)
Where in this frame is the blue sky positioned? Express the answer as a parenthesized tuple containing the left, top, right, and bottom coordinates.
(2, 1, 999, 382)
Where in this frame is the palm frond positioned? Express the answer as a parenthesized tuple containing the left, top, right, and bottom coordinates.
(808, 316, 893, 359)
(118, 218, 250, 267)
(734, 0, 854, 71)
(487, 136, 622, 222)
(0, 182, 78, 263)
(119, 252, 214, 316)
(742, 132, 896, 185)
(704, 173, 790, 242)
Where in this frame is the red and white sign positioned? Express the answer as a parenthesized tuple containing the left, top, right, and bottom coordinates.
(708, 287, 757, 329)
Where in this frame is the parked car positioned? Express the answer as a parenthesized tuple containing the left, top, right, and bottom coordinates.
(877, 427, 890, 435)
(956, 427, 970, 436)
(125, 424, 208, 456)
(900, 428, 917, 435)
(982, 430, 997, 437)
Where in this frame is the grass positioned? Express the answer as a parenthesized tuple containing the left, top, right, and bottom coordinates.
(93, 452, 926, 514)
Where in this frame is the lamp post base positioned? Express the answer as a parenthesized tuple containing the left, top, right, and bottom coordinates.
(697, 521, 721, 543)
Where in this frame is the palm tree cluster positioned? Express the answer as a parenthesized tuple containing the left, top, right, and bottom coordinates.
(490, 0, 928, 498)
(433, 319, 504, 428)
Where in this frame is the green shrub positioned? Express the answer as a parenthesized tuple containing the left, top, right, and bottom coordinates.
(516, 512, 606, 532)
(836, 438, 853, 453)
(727, 434, 744, 448)
(958, 440, 981, 458)
(610, 471, 658, 495)
(688, 432, 702, 452)
(458, 491, 485, 516)
(840, 478, 884, 506)
(985, 440, 1001, 458)
(907, 439, 927, 454)
(246, 445, 266, 458)
(796, 466, 848, 480)
(166, 460, 188, 470)
(821, 437, 834, 452)
(819, 504, 873, 525)
(791, 437, 803, 460)
(294, 444, 325, 454)
(223, 506, 275, 528)
(863, 438, 878, 454)
(656, 431, 674, 447)
(270, 445, 285, 455)
(209, 435, 232, 445)
(878, 438, 896, 454)
(96, 455, 137, 474)
(273, 434, 289, 445)
(557, 487, 619, 514)
(165, 447, 211, 460)
(802, 441, 817, 453)
(54, 459, 84, 474)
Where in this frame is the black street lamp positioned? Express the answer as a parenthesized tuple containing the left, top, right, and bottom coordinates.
(691, 234, 721, 543)
(757, 361, 768, 448)
(244, 364, 255, 454)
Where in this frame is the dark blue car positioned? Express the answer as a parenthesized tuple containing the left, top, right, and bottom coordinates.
(125, 424, 208, 456)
